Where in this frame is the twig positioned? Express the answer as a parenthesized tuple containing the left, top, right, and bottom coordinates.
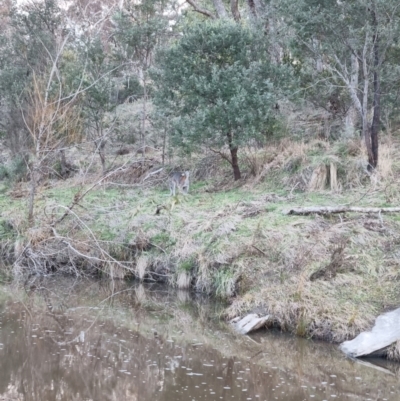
(53, 161, 131, 225)
(142, 167, 163, 182)
(209, 147, 232, 166)
(251, 245, 267, 256)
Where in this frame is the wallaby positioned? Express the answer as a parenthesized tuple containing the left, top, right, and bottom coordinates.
(169, 171, 190, 196)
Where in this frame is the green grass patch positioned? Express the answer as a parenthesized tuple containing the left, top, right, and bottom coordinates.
(213, 267, 237, 299)
(178, 257, 196, 272)
(151, 232, 176, 248)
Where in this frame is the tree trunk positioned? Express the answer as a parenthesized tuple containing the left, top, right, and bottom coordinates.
(99, 141, 106, 174)
(370, 3, 380, 169)
(227, 132, 241, 180)
(344, 55, 359, 138)
(313, 39, 323, 73)
(370, 73, 380, 169)
(28, 159, 38, 225)
(230, 0, 240, 21)
(95, 137, 106, 174)
(247, 0, 257, 19)
(360, 34, 374, 169)
(60, 149, 67, 177)
(141, 69, 147, 163)
(212, 0, 228, 18)
(162, 128, 167, 166)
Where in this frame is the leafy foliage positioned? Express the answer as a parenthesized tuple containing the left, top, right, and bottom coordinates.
(152, 21, 290, 177)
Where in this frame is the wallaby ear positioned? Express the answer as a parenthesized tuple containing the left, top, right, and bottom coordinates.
(185, 170, 190, 176)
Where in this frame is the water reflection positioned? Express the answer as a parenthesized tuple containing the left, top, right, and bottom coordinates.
(0, 279, 399, 401)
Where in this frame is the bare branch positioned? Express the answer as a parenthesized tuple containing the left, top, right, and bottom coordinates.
(284, 206, 400, 216)
(185, 0, 216, 19)
(52, 159, 133, 226)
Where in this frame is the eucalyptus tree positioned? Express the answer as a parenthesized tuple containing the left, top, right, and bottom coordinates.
(0, 0, 106, 223)
(0, 0, 73, 222)
(78, 37, 119, 173)
(280, 0, 400, 169)
(152, 21, 288, 180)
(112, 0, 171, 149)
(0, 0, 63, 156)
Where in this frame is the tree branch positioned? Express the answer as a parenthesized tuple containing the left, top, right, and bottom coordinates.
(284, 206, 400, 216)
(185, 0, 215, 19)
(209, 147, 232, 165)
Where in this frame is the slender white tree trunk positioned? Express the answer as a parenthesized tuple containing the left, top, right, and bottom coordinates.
(140, 67, 147, 166)
(344, 54, 359, 138)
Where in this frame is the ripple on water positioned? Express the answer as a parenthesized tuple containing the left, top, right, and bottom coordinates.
(0, 279, 399, 401)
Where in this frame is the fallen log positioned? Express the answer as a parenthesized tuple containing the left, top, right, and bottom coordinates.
(283, 206, 400, 216)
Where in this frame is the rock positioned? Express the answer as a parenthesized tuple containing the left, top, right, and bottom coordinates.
(230, 313, 270, 335)
(340, 307, 400, 358)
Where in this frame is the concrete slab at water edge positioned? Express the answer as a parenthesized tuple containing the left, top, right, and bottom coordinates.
(230, 313, 270, 335)
(340, 307, 400, 357)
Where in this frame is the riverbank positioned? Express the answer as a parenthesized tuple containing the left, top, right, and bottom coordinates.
(1, 136, 400, 346)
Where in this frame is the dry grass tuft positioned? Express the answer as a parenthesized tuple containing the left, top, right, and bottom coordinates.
(176, 271, 191, 289)
(107, 262, 127, 279)
(215, 220, 238, 236)
(242, 147, 277, 176)
(193, 154, 224, 180)
(135, 254, 149, 280)
(26, 226, 53, 246)
(131, 230, 151, 251)
(386, 340, 400, 362)
(195, 252, 213, 293)
(309, 240, 347, 281)
(173, 238, 199, 260)
(9, 182, 29, 199)
(308, 164, 328, 191)
(377, 142, 394, 180)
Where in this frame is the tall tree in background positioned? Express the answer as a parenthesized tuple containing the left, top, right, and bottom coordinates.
(152, 21, 288, 180)
(79, 37, 118, 173)
(281, 0, 400, 169)
(0, 0, 70, 222)
(112, 0, 170, 150)
(0, 0, 62, 155)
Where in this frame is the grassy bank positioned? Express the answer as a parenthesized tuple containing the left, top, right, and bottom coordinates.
(1, 136, 400, 345)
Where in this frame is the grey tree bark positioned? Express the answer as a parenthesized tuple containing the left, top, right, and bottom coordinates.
(343, 55, 359, 138)
(212, 0, 228, 19)
(230, 0, 240, 21)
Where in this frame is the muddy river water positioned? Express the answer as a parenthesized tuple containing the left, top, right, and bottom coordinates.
(0, 279, 399, 401)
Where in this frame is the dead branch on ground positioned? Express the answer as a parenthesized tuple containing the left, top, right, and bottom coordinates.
(284, 206, 400, 215)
